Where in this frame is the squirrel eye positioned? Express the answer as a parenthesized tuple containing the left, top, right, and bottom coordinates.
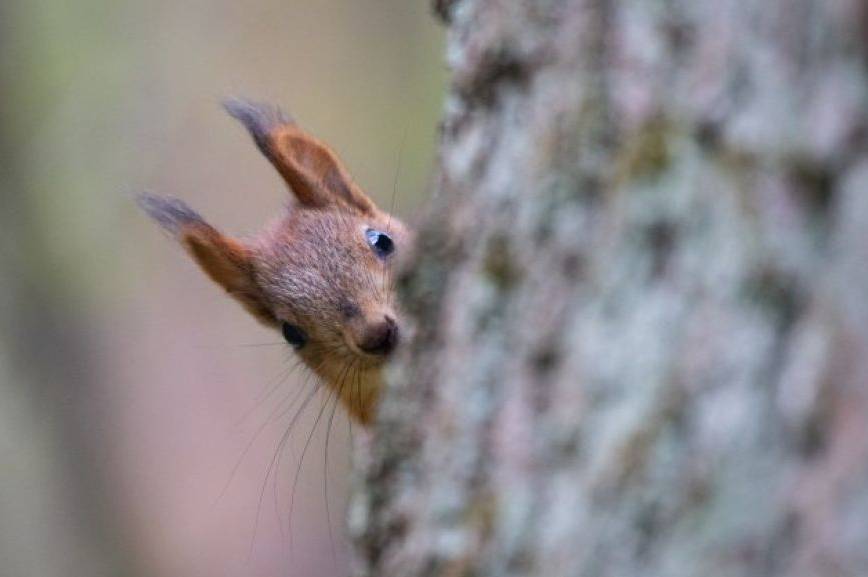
(281, 323, 307, 349)
(365, 229, 394, 257)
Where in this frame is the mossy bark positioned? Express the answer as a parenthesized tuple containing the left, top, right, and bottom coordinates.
(353, 1, 868, 576)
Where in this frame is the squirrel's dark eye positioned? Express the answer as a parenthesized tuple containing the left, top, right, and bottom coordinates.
(281, 323, 307, 349)
(366, 229, 394, 257)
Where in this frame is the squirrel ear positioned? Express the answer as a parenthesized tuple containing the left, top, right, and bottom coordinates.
(223, 98, 376, 214)
(137, 194, 276, 326)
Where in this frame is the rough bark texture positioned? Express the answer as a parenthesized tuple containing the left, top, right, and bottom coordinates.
(352, 1, 868, 576)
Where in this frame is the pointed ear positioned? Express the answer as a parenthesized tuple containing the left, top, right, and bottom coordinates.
(137, 194, 276, 326)
(223, 98, 376, 214)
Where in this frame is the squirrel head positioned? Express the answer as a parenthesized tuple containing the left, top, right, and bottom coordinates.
(139, 99, 410, 425)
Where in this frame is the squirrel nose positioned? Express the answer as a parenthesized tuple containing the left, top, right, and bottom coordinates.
(357, 315, 399, 356)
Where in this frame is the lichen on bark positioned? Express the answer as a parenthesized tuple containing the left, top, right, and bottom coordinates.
(351, 1, 868, 576)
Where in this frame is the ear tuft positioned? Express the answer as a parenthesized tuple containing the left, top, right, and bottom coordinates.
(223, 97, 376, 214)
(137, 192, 277, 327)
(137, 193, 206, 237)
(223, 98, 294, 155)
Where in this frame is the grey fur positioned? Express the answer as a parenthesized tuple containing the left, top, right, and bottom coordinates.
(136, 193, 205, 236)
(222, 98, 294, 155)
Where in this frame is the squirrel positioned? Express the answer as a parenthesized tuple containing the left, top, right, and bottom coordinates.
(138, 99, 409, 426)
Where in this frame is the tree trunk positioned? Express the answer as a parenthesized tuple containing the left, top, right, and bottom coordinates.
(351, 1, 868, 576)
(0, 4, 132, 575)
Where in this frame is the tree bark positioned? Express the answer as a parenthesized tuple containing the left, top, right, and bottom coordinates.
(352, 1, 868, 576)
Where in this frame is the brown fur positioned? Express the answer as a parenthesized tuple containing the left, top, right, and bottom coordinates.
(139, 99, 409, 425)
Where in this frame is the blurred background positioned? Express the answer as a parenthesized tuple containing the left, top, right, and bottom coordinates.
(0, 1, 444, 576)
